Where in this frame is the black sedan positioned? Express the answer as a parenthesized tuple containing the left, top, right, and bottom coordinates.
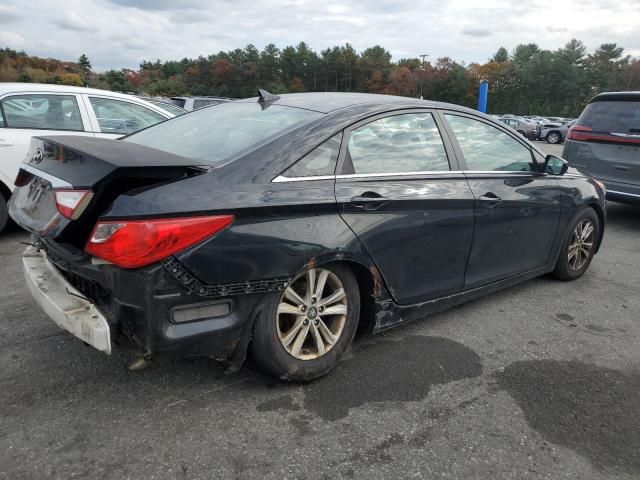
(9, 91, 606, 381)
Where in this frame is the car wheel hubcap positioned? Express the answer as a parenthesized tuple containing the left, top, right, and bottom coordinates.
(549, 134, 558, 143)
(568, 220, 594, 271)
(276, 268, 347, 360)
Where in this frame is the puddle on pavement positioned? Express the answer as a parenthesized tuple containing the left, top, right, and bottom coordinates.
(302, 335, 482, 421)
(495, 360, 640, 474)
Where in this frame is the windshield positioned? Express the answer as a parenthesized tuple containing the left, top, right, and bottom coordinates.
(579, 100, 640, 133)
(125, 102, 322, 164)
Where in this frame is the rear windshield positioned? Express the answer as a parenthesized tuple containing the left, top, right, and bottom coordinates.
(124, 102, 322, 164)
(579, 100, 640, 133)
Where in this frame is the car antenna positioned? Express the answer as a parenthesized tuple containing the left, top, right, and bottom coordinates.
(257, 89, 280, 103)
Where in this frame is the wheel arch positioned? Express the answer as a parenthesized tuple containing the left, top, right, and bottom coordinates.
(585, 201, 605, 253)
(310, 257, 386, 336)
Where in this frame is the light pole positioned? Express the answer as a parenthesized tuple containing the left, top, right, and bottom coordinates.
(419, 54, 429, 99)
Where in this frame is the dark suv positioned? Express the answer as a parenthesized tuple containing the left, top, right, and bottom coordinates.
(564, 92, 640, 203)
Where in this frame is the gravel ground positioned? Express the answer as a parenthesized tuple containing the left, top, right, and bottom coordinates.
(1, 141, 639, 480)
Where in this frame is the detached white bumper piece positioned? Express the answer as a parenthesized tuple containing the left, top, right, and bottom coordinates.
(22, 246, 111, 354)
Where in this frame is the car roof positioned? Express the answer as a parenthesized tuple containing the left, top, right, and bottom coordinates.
(0, 82, 175, 117)
(590, 91, 640, 102)
(0, 82, 143, 100)
(235, 92, 478, 115)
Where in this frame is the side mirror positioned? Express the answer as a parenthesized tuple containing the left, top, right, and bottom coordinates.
(545, 155, 569, 175)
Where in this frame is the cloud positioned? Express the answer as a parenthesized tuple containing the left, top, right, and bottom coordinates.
(0, 0, 638, 70)
(0, 6, 21, 24)
(52, 12, 94, 32)
(462, 27, 492, 38)
(0, 31, 25, 48)
(104, 0, 209, 11)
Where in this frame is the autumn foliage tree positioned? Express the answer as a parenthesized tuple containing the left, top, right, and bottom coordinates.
(2, 39, 640, 116)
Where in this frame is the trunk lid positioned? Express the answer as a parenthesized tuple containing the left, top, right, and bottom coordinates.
(9, 136, 207, 246)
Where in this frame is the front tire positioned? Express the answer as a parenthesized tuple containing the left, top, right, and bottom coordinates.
(552, 208, 599, 280)
(547, 131, 561, 144)
(251, 264, 360, 382)
(0, 193, 8, 234)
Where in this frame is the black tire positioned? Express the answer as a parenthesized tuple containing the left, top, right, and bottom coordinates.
(0, 193, 8, 234)
(517, 130, 526, 137)
(250, 263, 360, 382)
(552, 208, 599, 281)
(547, 131, 561, 144)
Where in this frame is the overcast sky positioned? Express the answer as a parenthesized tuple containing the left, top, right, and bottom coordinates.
(1, 0, 638, 70)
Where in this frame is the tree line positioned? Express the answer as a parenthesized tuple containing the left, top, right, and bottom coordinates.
(1, 39, 639, 116)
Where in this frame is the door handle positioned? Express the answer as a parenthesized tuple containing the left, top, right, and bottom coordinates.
(350, 192, 389, 210)
(478, 192, 502, 207)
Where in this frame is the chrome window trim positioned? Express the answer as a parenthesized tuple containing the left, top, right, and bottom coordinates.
(271, 169, 571, 182)
(337, 170, 462, 179)
(272, 175, 335, 183)
(462, 170, 536, 175)
(20, 164, 72, 188)
(272, 170, 464, 182)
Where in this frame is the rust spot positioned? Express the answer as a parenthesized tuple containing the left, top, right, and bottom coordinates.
(369, 265, 383, 298)
(305, 256, 318, 269)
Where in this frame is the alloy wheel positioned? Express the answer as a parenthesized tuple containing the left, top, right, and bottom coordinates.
(568, 220, 594, 271)
(276, 268, 348, 360)
(548, 133, 560, 144)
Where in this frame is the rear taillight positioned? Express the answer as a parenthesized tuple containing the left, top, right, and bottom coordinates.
(54, 189, 92, 219)
(566, 125, 593, 141)
(85, 215, 234, 268)
(567, 125, 640, 145)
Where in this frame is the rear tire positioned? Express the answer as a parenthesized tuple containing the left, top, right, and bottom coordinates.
(517, 130, 526, 137)
(251, 264, 360, 382)
(552, 208, 599, 281)
(0, 193, 8, 234)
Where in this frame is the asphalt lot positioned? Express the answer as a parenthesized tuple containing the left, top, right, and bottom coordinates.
(2, 140, 639, 480)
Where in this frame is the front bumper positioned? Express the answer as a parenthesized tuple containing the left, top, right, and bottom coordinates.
(23, 246, 111, 354)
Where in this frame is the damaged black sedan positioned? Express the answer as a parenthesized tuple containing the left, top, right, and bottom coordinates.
(10, 91, 606, 381)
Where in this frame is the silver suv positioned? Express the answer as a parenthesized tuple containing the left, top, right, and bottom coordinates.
(564, 92, 640, 203)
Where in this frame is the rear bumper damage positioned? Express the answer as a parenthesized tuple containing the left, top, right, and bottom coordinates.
(24, 241, 274, 367)
(22, 246, 111, 354)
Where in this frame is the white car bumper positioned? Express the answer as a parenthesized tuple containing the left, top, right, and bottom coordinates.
(22, 246, 111, 354)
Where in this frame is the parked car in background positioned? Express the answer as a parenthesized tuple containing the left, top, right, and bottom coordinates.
(10, 91, 605, 381)
(170, 96, 233, 111)
(0, 83, 176, 233)
(540, 121, 573, 144)
(498, 117, 540, 140)
(137, 96, 187, 116)
(564, 91, 640, 204)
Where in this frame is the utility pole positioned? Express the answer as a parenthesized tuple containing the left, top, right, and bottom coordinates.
(419, 54, 429, 99)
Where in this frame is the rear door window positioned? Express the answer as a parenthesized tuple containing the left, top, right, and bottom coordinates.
(89, 97, 166, 135)
(1, 94, 84, 131)
(345, 112, 450, 174)
(579, 101, 640, 133)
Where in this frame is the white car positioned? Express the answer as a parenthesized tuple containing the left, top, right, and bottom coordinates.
(0, 83, 176, 233)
